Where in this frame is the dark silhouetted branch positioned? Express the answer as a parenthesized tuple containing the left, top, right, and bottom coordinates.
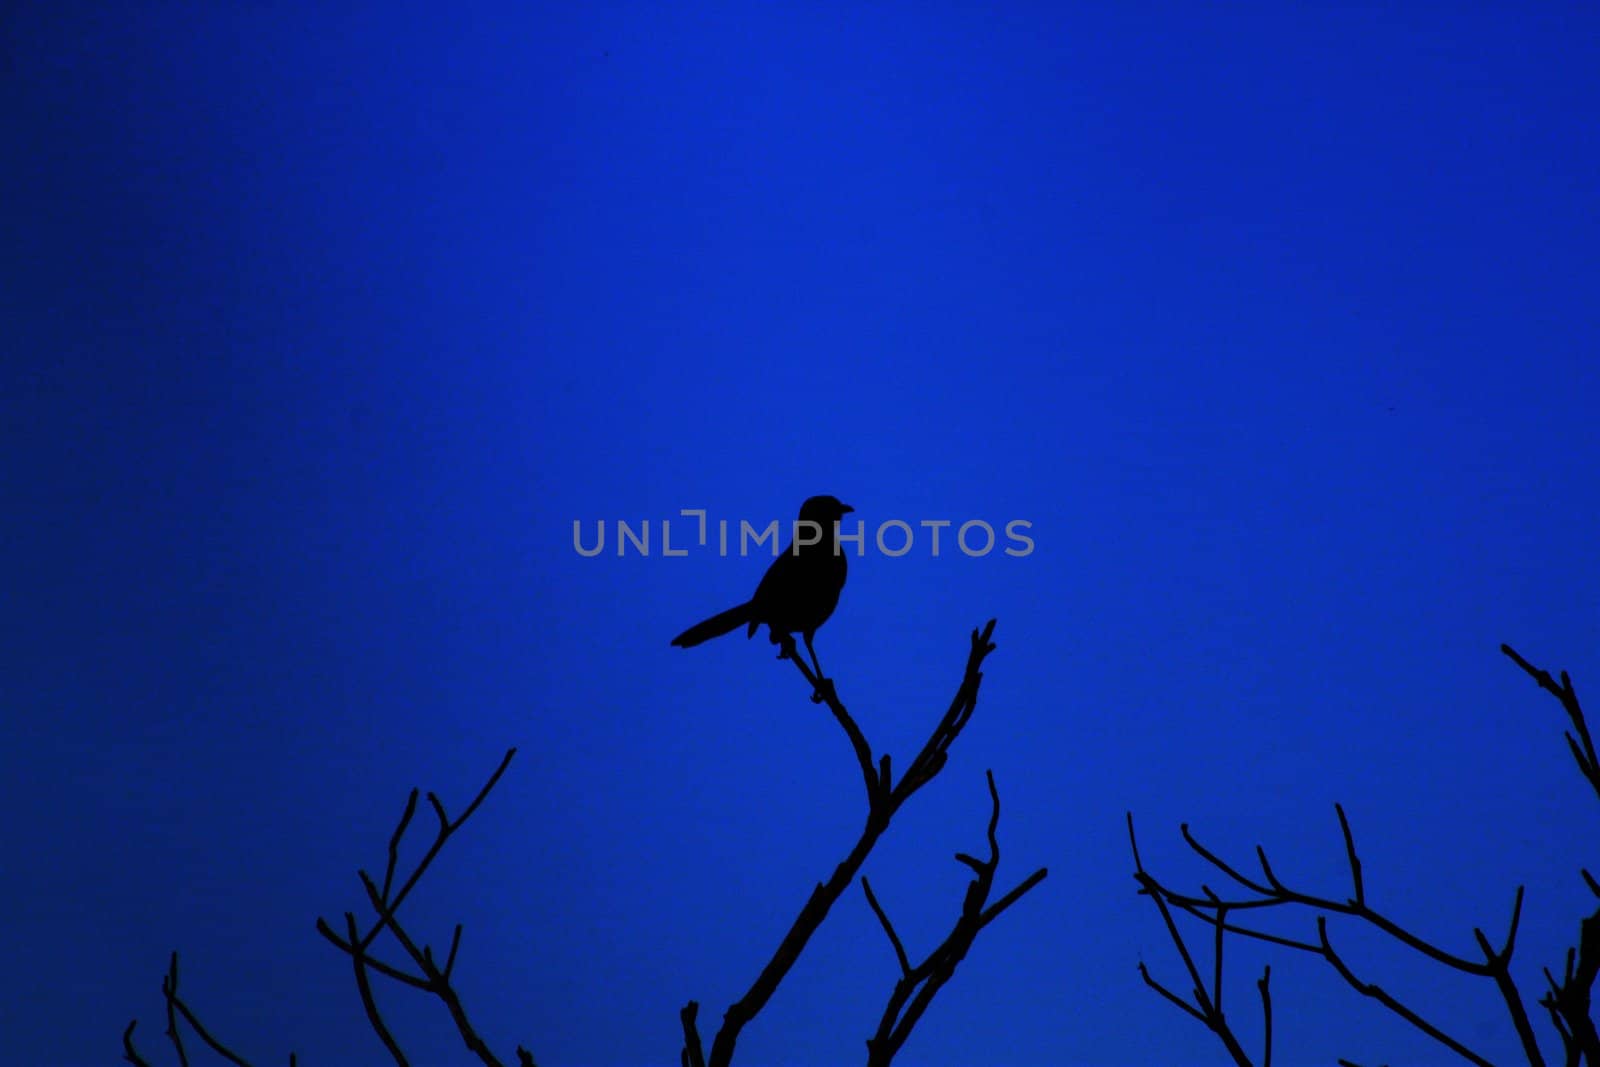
(686, 621, 1003, 1067)
(863, 770, 1047, 1065)
(1503, 644, 1600, 804)
(353, 748, 517, 952)
(1129, 815, 1261, 1067)
(1134, 804, 1541, 1066)
(1257, 966, 1272, 1067)
(1131, 639, 1600, 1066)
(315, 748, 528, 1067)
(128, 614, 1040, 1067)
(1504, 644, 1600, 1066)
(163, 950, 188, 1067)
(122, 951, 296, 1067)
(680, 1001, 706, 1067)
(778, 632, 881, 805)
(1132, 639, 1600, 1062)
(122, 1021, 153, 1067)
(1177, 812, 1491, 974)
(1542, 905, 1600, 1067)
(343, 911, 407, 1066)
(862, 878, 912, 977)
(1316, 917, 1494, 1067)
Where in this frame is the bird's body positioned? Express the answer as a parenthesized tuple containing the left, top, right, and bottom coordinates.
(671, 495, 853, 677)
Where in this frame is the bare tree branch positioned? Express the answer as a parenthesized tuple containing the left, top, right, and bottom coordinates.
(1133, 644, 1600, 1066)
(1129, 814, 1264, 1067)
(122, 1021, 154, 1067)
(680, 1001, 706, 1067)
(1137, 805, 1544, 1065)
(864, 770, 1048, 1066)
(1504, 644, 1600, 1067)
(344, 911, 408, 1066)
(126, 616, 1041, 1067)
(1257, 966, 1272, 1067)
(355, 748, 518, 953)
(1316, 917, 1495, 1067)
(1180, 817, 1490, 974)
(122, 951, 286, 1067)
(1502, 644, 1600, 804)
(162, 951, 189, 1067)
(312, 749, 525, 1067)
(862, 877, 912, 976)
(687, 621, 1003, 1067)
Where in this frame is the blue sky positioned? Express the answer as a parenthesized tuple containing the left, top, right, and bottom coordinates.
(4, 3, 1598, 1065)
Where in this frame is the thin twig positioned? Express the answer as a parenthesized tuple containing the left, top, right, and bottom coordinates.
(357, 748, 517, 952)
(1335, 804, 1364, 907)
(382, 789, 419, 901)
(122, 1021, 154, 1067)
(1257, 966, 1272, 1067)
(1503, 644, 1600, 802)
(862, 877, 912, 975)
(346, 912, 408, 1066)
(162, 952, 189, 1067)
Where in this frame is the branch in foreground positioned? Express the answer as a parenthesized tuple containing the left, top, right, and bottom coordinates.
(1131, 804, 1540, 1067)
(315, 747, 537, 1067)
(1541, 902, 1600, 1067)
(681, 620, 1002, 1067)
(125, 752, 525, 1067)
(862, 769, 1048, 1066)
(1502, 643, 1600, 805)
(1132, 638, 1600, 1067)
(1505, 644, 1600, 1067)
(1129, 815, 1265, 1067)
(123, 950, 298, 1067)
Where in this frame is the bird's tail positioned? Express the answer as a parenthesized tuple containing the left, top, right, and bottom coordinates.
(671, 602, 754, 647)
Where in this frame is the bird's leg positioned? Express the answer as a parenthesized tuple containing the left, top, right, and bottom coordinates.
(803, 632, 832, 704)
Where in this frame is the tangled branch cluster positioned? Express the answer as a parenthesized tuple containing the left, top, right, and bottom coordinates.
(1130, 643, 1600, 1066)
(124, 621, 1045, 1066)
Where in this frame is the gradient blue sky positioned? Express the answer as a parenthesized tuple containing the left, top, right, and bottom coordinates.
(4, 4, 1599, 1065)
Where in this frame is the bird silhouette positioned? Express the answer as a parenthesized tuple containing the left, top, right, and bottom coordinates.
(671, 495, 854, 680)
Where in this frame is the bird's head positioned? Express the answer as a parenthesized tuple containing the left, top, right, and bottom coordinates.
(798, 495, 854, 525)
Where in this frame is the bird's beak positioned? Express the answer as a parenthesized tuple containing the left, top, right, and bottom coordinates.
(841, 504, 854, 513)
